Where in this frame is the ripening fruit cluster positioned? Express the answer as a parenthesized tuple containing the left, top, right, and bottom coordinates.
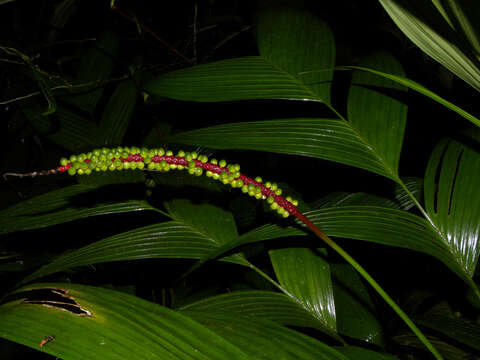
(58, 147, 298, 217)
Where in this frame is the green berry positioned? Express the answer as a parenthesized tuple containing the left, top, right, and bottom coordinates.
(123, 162, 131, 170)
(148, 162, 155, 170)
(77, 168, 85, 175)
(185, 153, 193, 161)
(267, 196, 274, 204)
(109, 163, 116, 171)
(85, 168, 92, 175)
(194, 167, 203, 176)
(219, 159, 227, 168)
(210, 158, 218, 165)
(158, 148, 165, 156)
(191, 152, 198, 159)
(206, 170, 213, 177)
(60, 157, 69, 166)
(69, 154, 77, 163)
(212, 173, 220, 180)
(275, 189, 282, 196)
(255, 176, 262, 183)
(271, 183, 278, 191)
(67, 167, 76, 176)
(270, 202, 279, 210)
(177, 150, 186, 157)
(137, 162, 145, 170)
(166, 150, 173, 156)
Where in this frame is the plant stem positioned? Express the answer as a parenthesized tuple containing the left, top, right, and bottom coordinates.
(295, 212, 445, 360)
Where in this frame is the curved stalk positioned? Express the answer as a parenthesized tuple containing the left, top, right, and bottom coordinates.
(295, 212, 444, 360)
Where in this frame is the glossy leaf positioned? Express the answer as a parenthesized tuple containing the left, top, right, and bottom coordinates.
(20, 222, 246, 284)
(269, 248, 337, 333)
(255, 7, 335, 103)
(99, 79, 138, 146)
(424, 138, 480, 277)
(146, 8, 335, 103)
(166, 118, 400, 181)
(0, 185, 156, 235)
(339, 65, 480, 128)
(0, 283, 249, 359)
(145, 56, 323, 102)
(332, 264, 384, 346)
(182, 310, 349, 360)
(378, 0, 480, 93)
(348, 51, 407, 175)
(164, 198, 238, 246)
(20, 201, 249, 284)
(179, 290, 330, 332)
(186, 205, 468, 285)
(393, 177, 423, 210)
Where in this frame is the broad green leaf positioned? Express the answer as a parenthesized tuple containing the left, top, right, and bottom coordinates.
(424, 138, 480, 277)
(145, 57, 321, 102)
(338, 65, 480, 128)
(255, 7, 335, 103)
(186, 205, 468, 285)
(182, 310, 349, 360)
(166, 118, 400, 181)
(99, 79, 138, 146)
(440, 0, 480, 55)
(415, 314, 480, 351)
(0, 283, 249, 359)
(348, 51, 407, 175)
(24, 106, 102, 152)
(164, 198, 239, 246)
(20, 221, 246, 285)
(145, 8, 335, 103)
(0, 185, 156, 235)
(65, 31, 119, 112)
(393, 177, 423, 210)
(378, 0, 480, 92)
(335, 346, 399, 360)
(331, 264, 384, 346)
(269, 248, 337, 334)
(178, 290, 331, 332)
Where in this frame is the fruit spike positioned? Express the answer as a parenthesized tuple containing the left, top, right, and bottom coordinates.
(57, 147, 300, 218)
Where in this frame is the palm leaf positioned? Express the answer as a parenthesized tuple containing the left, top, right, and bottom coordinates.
(269, 248, 337, 333)
(0, 185, 156, 235)
(378, 0, 480, 92)
(179, 290, 332, 332)
(424, 138, 480, 279)
(0, 283, 249, 359)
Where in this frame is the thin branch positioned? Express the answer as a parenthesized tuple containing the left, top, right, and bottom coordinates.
(111, 4, 193, 63)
